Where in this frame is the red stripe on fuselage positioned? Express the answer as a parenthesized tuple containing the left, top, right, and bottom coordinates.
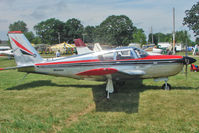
(0, 68, 4, 71)
(11, 37, 34, 55)
(76, 68, 118, 76)
(35, 55, 183, 66)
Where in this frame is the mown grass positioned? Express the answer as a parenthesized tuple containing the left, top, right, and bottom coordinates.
(0, 55, 199, 133)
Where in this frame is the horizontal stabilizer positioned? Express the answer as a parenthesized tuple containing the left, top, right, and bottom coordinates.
(0, 65, 34, 72)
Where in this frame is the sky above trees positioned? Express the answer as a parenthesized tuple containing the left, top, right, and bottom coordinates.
(0, 0, 198, 40)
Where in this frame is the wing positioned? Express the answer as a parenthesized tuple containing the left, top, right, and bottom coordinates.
(76, 68, 145, 80)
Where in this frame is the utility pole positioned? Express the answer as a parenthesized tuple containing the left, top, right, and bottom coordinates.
(57, 32, 61, 44)
(172, 7, 176, 55)
(82, 33, 87, 42)
(151, 26, 154, 44)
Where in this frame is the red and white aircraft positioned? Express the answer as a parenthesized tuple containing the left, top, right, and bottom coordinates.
(0, 31, 196, 98)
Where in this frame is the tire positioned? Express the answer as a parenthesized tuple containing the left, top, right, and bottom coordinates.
(161, 83, 171, 90)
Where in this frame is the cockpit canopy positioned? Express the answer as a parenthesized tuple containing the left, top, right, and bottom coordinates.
(98, 47, 148, 61)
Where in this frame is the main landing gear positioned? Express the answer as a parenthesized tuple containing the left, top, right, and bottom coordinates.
(105, 75, 126, 99)
(106, 77, 172, 99)
(106, 75, 114, 99)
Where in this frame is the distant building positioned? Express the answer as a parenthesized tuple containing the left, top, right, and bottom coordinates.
(175, 43, 183, 52)
(158, 42, 171, 49)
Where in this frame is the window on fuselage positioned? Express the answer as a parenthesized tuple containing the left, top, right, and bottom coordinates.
(98, 52, 114, 61)
(116, 50, 135, 60)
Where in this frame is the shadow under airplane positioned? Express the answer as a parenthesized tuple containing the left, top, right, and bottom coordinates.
(5, 79, 199, 113)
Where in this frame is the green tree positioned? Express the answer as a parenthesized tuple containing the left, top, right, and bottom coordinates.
(9, 21, 36, 42)
(83, 26, 96, 43)
(132, 28, 146, 45)
(32, 36, 42, 44)
(9, 20, 28, 33)
(183, 1, 199, 37)
(175, 30, 192, 45)
(34, 18, 64, 44)
(148, 33, 158, 44)
(196, 38, 199, 44)
(148, 33, 172, 45)
(96, 15, 135, 45)
(24, 31, 35, 43)
(64, 18, 84, 42)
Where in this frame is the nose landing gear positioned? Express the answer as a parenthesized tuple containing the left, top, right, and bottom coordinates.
(154, 77, 171, 90)
(161, 81, 171, 90)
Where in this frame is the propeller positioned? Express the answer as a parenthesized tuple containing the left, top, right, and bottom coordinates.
(185, 43, 188, 79)
(183, 43, 196, 79)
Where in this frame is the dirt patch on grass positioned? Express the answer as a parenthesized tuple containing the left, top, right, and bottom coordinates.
(65, 103, 96, 127)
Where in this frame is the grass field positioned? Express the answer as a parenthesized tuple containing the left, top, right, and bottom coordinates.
(0, 55, 199, 133)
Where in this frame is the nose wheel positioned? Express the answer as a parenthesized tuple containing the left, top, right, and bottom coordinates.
(161, 82, 171, 90)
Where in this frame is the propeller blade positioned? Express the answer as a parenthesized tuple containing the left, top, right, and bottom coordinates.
(185, 63, 188, 80)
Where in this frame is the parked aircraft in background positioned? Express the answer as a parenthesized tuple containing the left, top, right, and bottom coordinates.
(0, 46, 13, 57)
(0, 31, 196, 98)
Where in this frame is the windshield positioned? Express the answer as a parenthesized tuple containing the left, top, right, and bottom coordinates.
(133, 47, 148, 58)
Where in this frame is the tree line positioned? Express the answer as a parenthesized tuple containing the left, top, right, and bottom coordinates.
(8, 1, 199, 46)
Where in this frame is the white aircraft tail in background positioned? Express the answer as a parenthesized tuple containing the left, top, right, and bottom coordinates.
(93, 43, 103, 52)
(0, 46, 14, 57)
(74, 38, 93, 54)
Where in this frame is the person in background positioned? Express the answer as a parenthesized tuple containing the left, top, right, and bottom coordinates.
(56, 50, 61, 57)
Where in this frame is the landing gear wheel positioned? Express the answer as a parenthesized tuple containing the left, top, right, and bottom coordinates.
(161, 83, 171, 90)
(105, 91, 111, 100)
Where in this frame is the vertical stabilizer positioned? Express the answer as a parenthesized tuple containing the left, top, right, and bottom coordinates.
(8, 31, 43, 66)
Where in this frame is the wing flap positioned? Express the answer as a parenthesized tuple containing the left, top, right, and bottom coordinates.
(118, 69, 145, 76)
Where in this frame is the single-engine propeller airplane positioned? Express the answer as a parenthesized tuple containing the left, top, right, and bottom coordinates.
(0, 31, 196, 98)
